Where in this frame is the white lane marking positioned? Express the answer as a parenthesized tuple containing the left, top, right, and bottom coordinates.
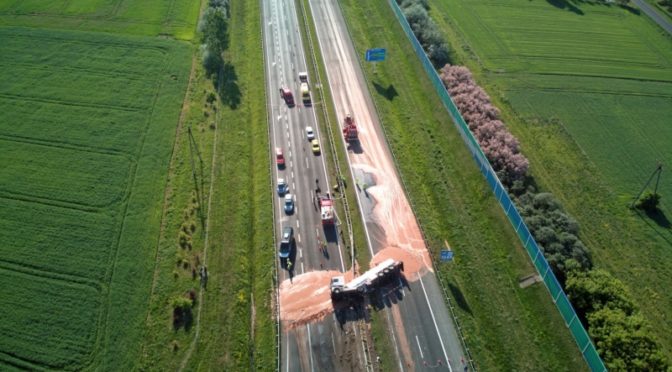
(416, 335, 424, 359)
(306, 324, 315, 372)
(292, 182, 296, 190)
(296, 220, 300, 228)
(297, 234, 301, 243)
(305, 157, 309, 169)
(385, 309, 404, 371)
(300, 262, 305, 274)
(299, 248, 303, 258)
(291, 171, 294, 179)
(331, 332, 336, 355)
(418, 274, 452, 371)
(290, 161, 293, 169)
(289, 150, 292, 159)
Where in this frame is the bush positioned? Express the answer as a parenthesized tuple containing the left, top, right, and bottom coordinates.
(635, 192, 660, 212)
(398, 1, 451, 67)
(440, 65, 528, 184)
(566, 270, 669, 371)
(518, 192, 591, 278)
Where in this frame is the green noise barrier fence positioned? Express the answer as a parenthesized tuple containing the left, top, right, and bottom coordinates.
(388, 1, 606, 370)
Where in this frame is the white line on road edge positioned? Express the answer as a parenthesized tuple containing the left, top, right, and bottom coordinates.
(331, 331, 337, 355)
(306, 324, 315, 372)
(385, 309, 404, 371)
(418, 274, 452, 372)
(415, 335, 424, 359)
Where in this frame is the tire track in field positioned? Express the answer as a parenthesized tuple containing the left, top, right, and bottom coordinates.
(0, 93, 145, 113)
(0, 192, 105, 213)
(0, 261, 103, 293)
(96, 46, 174, 366)
(0, 31, 171, 54)
(0, 133, 138, 162)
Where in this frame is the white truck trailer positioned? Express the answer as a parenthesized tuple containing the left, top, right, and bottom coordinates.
(330, 258, 404, 300)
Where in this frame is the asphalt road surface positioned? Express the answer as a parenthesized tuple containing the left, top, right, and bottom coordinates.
(261, 0, 371, 370)
(309, 0, 469, 370)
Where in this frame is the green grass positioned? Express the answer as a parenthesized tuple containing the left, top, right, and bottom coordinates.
(136, 0, 275, 369)
(0, 0, 200, 39)
(430, 0, 672, 356)
(189, 0, 275, 369)
(0, 26, 190, 370)
(338, 1, 586, 370)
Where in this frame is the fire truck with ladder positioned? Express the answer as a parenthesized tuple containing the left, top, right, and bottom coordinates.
(342, 114, 358, 142)
(319, 196, 334, 225)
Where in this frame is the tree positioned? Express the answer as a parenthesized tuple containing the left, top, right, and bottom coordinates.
(588, 308, 668, 371)
(202, 7, 229, 55)
(635, 192, 660, 212)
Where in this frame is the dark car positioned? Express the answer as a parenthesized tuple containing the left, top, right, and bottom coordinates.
(277, 178, 288, 195)
(279, 226, 293, 258)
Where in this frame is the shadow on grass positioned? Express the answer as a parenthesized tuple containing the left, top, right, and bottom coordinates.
(217, 62, 241, 109)
(373, 81, 398, 101)
(619, 4, 641, 15)
(546, 0, 584, 15)
(634, 208, 672, 246)
(448, 282, 472, 315)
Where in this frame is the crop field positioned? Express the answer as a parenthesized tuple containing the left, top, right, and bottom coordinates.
(0, 0, 200, 39)
(430, 0, 672, 355)
(0, 26, 190, 370)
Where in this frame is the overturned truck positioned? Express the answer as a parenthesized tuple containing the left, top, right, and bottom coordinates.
(330, 258, 404, 300)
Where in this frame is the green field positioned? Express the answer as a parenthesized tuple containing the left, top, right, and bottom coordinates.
(0, 26, 190, 369)
(430, 0, 672, 356)
(0, 0, 200, 39)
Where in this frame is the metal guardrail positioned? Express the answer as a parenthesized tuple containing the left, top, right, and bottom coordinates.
(387, 1, 607, 370)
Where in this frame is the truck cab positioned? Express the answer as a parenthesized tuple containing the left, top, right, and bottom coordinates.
(279, 87, 294, 107)
(300, 82, 310, 105)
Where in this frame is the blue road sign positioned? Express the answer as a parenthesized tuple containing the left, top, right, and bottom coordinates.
(365, 48, 386, 62)
(440, 250, 453, 262)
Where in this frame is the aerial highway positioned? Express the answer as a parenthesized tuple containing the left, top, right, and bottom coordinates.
(308, 0, 469, 370)
(261, 0, 372, 370)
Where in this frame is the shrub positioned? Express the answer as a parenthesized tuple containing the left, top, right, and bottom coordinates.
(566, 270, 669, 370)
(398, 0, 451, 67)
(635, 192, 660, 212)
(439, 65, 528, 184)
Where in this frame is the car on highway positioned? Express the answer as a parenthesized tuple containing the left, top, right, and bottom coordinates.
(305, 126, 315, 141)
(276, 147, 285, 167)
(311, 139, 320, 154)
(279, 226, 293, 258)
(277, 178, 288, 195)
(279, 87, 294, 107)
(284, 193, 294, 214)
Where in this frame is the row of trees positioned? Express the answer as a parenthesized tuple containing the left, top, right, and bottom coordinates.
(438, 64, 668, 370)
(199, 0, 230, 77)
(396, 0, 450, 67)
(439, 65, 528, 185)
(566, 270, 669, 370)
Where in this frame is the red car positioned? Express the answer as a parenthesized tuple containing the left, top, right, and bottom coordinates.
(279, 87, 295, 107)
(276, 147, 285, 167)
